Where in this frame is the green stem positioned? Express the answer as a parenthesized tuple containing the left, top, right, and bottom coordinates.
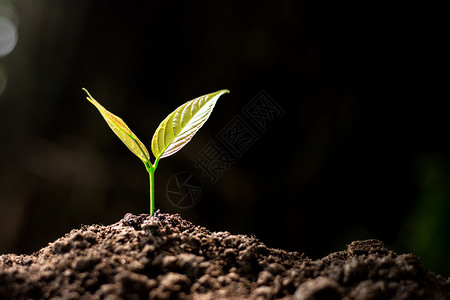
(149, 167, 155, 216)
(145, 158, 159, 216)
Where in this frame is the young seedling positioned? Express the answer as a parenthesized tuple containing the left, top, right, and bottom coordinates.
(82, 88, 229, 216)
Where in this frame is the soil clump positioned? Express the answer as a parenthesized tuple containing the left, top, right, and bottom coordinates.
(0, 212, 448, 299)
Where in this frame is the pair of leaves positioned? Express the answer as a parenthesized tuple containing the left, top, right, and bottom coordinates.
(83, 88, 229, 164)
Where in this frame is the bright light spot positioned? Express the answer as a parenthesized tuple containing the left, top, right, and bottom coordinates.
(0, 3, 18, 96)
(0, 16, 17, 57)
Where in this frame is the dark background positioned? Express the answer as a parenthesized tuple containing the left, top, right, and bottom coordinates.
(1, 1, 448, 276)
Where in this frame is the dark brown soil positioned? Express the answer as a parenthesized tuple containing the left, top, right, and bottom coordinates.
(0, 212, 448, 300)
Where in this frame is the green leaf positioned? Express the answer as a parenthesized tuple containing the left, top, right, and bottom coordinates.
(83, 88, 150, 164)
(151, 89, 229, 160)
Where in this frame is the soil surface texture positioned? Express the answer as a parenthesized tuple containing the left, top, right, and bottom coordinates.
(0, 212, 448, 299)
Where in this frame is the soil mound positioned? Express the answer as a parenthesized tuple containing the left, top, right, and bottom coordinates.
(0, 212, 448, 299)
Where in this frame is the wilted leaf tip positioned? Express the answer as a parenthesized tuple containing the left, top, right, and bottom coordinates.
(82, 87, 92, 98)
(82, 87, 97, 105)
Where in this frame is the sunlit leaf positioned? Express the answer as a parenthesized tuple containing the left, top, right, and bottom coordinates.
(83, 88, 150, 164)
(151, 89, 229, 160)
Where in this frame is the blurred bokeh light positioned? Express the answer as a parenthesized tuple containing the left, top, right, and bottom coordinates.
(0, 2, 18, 96)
